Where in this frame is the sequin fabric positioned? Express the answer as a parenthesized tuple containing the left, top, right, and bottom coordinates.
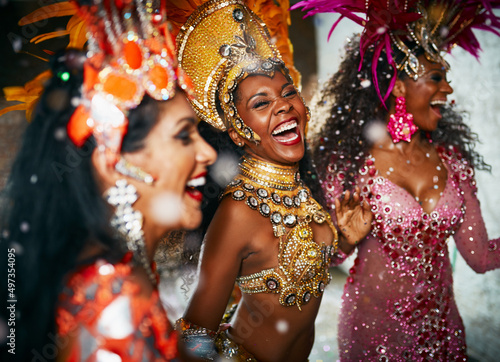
(322, 145, 500, 361)
(56, 253, 178, 361)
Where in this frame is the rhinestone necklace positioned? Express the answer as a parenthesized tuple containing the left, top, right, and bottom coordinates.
(224, 155, 335, 237)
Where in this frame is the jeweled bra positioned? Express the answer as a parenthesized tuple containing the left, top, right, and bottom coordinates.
(223, 155, 338, 309)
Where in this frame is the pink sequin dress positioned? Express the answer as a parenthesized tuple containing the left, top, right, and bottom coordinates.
(322, 145, 500, 361)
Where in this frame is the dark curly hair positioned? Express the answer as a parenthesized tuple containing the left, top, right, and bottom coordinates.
(312, 35, 490, 190)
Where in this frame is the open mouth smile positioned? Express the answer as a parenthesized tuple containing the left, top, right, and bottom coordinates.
(430, 99, 447, 118)
(271, 119, 301, 145)
(186, 172, 206, 202)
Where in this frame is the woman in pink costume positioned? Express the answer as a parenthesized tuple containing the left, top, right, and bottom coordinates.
(293, 0, 500, 360)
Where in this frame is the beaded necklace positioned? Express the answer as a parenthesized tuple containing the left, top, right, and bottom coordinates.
(225, 155, 335, 238)
(223, 155, 338, 309)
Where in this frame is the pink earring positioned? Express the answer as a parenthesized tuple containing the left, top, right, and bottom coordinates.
(387, 96, 418, 143)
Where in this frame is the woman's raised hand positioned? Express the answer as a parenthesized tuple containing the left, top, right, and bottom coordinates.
(335, 187, 372, 252)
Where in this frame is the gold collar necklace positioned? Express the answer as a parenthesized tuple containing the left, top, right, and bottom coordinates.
(238, 155, 300, 191)
(224, 155, 332, 237)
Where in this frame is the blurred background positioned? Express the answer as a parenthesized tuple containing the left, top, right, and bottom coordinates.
(0, 1, 499, 361)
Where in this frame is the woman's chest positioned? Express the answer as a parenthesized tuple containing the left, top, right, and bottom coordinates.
(358, 162, 465, 272)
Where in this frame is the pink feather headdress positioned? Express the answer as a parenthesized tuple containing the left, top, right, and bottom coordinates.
(292, 0, 500, 103)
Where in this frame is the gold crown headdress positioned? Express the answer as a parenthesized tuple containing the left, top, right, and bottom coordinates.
(176, 0, 285, 142)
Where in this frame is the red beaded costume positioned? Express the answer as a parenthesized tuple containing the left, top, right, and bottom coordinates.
(56, 254, 178, 361)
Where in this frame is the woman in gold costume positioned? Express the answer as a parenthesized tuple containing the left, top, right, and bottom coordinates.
(173, 0, 371, 360)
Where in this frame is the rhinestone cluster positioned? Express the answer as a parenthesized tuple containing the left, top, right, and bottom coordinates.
(227, 155, 338, 309)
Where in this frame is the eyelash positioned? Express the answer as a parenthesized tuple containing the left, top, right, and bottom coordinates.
(252, 88, 297, 109)
(253, 100, 269, 109)
(175, 128, 193, 145)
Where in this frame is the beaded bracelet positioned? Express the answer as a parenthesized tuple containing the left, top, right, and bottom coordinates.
(175, 318, 219, 360)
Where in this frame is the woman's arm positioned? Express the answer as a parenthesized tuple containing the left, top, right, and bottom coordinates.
(182, 197, 256, 326)
(454, 177, 500, 273)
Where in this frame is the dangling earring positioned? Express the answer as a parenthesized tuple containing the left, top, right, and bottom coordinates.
(387, 96, 418, 143)
(105, 179, 157, 284)
(115, 157, 155, 185)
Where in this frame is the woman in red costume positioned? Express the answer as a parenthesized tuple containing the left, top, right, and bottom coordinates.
(293, 0, 500, 360)
(0, 1, 216, 360)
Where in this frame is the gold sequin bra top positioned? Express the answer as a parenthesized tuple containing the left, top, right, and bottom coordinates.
(223, 155, 338, 309)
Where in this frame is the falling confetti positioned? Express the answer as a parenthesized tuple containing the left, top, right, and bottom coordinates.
(149, 192, 182, 227)
(275, 319, 289, 334)
(210, 151, 239, 187)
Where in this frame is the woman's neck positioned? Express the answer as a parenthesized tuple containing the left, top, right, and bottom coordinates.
(375, 131, 430, 155)
(239, 154, 300, 191)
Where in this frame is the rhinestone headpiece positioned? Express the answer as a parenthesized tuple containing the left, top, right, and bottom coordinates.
(67, 0, 194, 164)
(293, 0, 500, 103)
(176, 0, 286, 142)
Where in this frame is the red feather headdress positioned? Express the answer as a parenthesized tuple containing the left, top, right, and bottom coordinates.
(292, 0, 500, 103)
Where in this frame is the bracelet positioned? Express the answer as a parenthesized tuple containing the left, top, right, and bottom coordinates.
(176, 318, 219, 361)
(175, 318, 218, 339)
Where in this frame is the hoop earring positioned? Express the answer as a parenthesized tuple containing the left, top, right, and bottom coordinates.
(105, 179, 157, 284)
(387, 96, 418, 143)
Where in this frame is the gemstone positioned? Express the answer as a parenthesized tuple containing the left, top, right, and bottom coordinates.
(271, 193, 281, 204)
(299, 228, 310, 239)
(285, 294, 296, 305)
(243, 183, 254, 191)
(219, 44, 232, 57)
(283, 214, 296, 227)
(307, 249, 317, 259)
(259, 203, 270, 216)
(303, 292, 311, 303)
(294, 196, 301, 207)
(318, 281, 325, 293)
(298, 189, 308, 202)
(409, 53, 419, 73)
(266, 278, 279, 290)
(232, 190, 245, 200)
(233, 8, 244, 22)
(230, 179, 242, 187)
(234, 118, 242, 129)
(257, 188, 268, 198)
(271, 212, 282, 224)
(243, 127, 253, 138)
(247, 196, 258, 209)
(283, 196, 293, 207)
(262, 61, 272, 70)
(246, 62, 258, 71)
